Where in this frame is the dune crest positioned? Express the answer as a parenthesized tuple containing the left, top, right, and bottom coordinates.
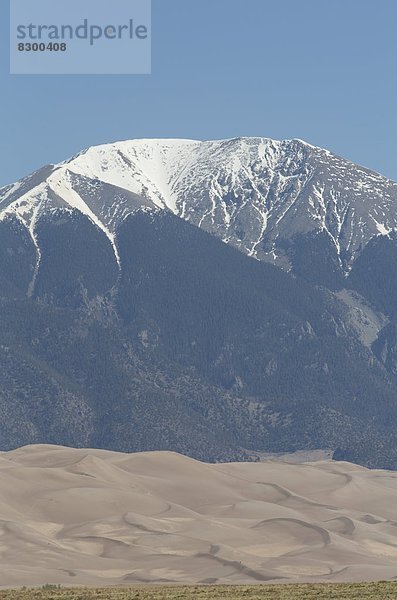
(1, 445, 397, 587)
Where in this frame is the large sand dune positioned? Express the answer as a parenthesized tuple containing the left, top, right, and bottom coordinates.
(1, 445, 397, 587)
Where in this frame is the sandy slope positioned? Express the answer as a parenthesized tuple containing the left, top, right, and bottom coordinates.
(1, 446, 397, 587)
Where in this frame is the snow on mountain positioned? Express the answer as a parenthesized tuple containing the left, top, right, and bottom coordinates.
(1, 136, 397, 273)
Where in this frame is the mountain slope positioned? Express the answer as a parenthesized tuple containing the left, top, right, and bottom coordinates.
(1, 209, 397, 467)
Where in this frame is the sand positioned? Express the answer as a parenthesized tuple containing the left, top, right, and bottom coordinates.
(1, 445, 397, 587)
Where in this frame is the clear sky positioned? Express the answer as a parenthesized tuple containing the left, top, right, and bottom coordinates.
(1, 0, 396, 187)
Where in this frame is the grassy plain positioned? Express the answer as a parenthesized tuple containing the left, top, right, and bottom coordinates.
(1, 583, 397, 600)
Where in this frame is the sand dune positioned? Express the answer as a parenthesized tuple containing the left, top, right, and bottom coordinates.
(1, 445, 397, 587)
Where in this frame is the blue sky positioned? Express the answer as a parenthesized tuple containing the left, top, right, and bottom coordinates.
(1, 0, 396, 186)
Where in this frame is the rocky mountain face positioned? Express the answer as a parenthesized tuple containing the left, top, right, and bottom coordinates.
(1, 137, 397, 468)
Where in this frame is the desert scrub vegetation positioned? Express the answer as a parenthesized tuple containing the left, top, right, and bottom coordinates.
(1, 583, 397, 600)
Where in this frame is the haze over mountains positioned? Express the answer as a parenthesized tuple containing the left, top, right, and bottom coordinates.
(2, 445, 397, 587)
(1, 138, 397, 468)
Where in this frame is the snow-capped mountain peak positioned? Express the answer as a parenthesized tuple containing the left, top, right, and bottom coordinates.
(1, 136, 397, 275)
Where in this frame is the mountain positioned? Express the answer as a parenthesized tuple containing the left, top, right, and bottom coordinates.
(1, 137, 397, 469)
